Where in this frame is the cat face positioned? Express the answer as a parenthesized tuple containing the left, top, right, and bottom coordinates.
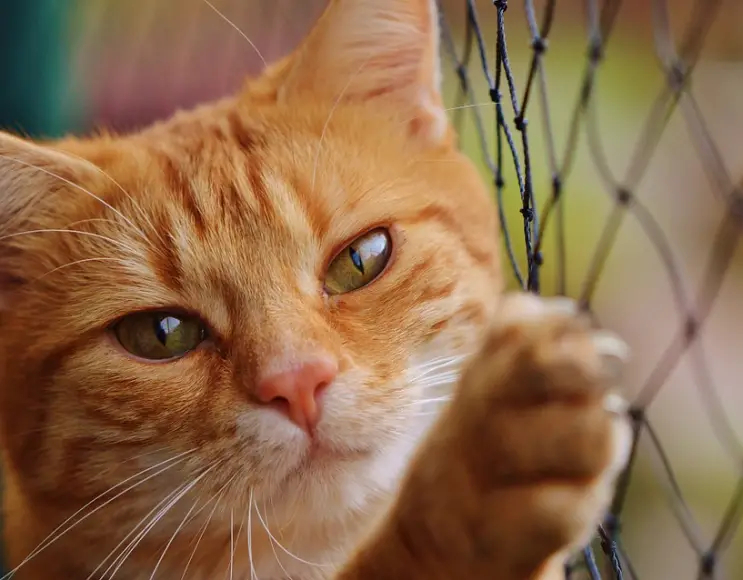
(0, 0, 501, 572)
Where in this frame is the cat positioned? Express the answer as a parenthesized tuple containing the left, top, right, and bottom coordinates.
(0, 0, 632, 578)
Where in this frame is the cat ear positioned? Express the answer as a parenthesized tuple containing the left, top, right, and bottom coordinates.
(278, 0, 448, 144)
(0, 132, 97, 305)
(0, 131, 95, 233)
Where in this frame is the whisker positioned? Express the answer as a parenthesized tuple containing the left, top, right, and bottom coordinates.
(247, 490, 257, 580)
(254, 500, 330, 568)
(1, 449, 196, 580)
(416, 370, 461, 383)
(407, 355, 468, 382)
(227, 509, 246, 580)
(0, 228, 140, 257)
(88, 480, 195, 580)
(229, 510, 234, 580)
(310, 56, 373, 192)
(0, 154, 148, 243)
(411, 410, 448, 417)
(396, 102, 493, 128)
(101, 482, 195, 580)
(201, 0, 266, 66)
(255, 503, 291, 578)
(147, 497, 202, 580)
(103, 462, 220, 579)
(33, 257, 135, 283)
(402, 396, 453, 409)
(58, 150, 168, 249)
(180, 475, 235, 580)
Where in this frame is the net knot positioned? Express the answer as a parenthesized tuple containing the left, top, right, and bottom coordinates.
(492, 0, 508, 11)
(551, 175, 563, 199)
(533, 251, 543, 266)
(494, 173, 505, 188)
(729, 193, 743, 224)
(514, 115, 527, 131)
(628, 405, 644, 424)
(531, 37, 548, 54)
(455, 64, 467, 85)
(588, 37, 604, 62)
(684, 317, 698, 341)
(701, 552, 716, 576)
(520, 207, 535, 221)
(616, 187, 633, 206)
(488, 87, 500, 103)
(667, 60, 689, 92)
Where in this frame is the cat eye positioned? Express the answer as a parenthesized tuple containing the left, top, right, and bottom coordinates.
(325, 228, 392, 295)
(113, 312, 207, 361)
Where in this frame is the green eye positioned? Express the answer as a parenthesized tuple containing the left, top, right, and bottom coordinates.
(325, 228, 392, 295)
(113, 312, 206, 360)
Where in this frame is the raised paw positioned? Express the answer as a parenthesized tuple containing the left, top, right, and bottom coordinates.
(336, 293, 632, 580)
(444, 292, 632, 577)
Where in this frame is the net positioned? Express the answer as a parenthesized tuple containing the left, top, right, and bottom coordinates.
(0, 0, 741, 578)
(437, 0, 743, 578)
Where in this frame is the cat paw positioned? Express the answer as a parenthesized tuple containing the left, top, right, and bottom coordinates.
(449, 292, 633, 565)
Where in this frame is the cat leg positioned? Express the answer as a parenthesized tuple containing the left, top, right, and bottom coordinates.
(335, 292, 632, 580)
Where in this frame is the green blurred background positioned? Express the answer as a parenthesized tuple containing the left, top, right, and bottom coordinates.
(1, 0, 742, 577)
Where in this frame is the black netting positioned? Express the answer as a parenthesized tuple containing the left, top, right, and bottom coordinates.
(438, 0, 742, 578)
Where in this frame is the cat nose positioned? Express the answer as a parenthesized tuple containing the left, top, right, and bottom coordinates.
(255, 355, 338, 434)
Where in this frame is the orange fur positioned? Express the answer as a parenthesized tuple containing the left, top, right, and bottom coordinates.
(0, 1, 630, 578)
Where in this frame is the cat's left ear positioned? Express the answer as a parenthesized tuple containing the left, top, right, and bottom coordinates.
(278, 0, 448, 145)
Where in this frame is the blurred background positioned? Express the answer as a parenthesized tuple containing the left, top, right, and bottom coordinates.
(1, 0, 741, 577)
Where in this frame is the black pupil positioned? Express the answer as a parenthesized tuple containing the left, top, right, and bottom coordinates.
(349, 247, 364, 274)
(153, 316, 181, 345)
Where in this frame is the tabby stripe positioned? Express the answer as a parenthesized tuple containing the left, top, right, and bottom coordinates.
(159, 154, 207, 235)
(403, 204, 494, 267)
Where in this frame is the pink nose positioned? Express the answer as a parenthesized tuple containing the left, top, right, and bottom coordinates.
(255, 355, 338, 433)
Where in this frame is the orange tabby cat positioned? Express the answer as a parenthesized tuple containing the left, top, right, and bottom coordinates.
(0, 0, 631, 578)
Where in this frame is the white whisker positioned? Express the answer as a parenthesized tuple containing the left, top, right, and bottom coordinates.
(89, 480, 194, 580)
(255, 503, 291, 578)
(396, 102, 494, 129)
(1, 449, 196, 580)
(180, 476, 235, 580)
(0, 154, 148, 243)
(147, 497, 202, 580)
(201, 0, 266, 66)
(103, 462, 220, 579)
(0, 228, 140, 257)
(310, 57, 373, 191)
(33, 257, 135, 282)
(254, 501, 329, 569)
(58, 150, 168, 249)
(403, 396, 453, 409)
(229, 510, 234, 580)
(247, 490, 258, 580)
(416, 372, 460, 385)
(407, 355, 468, 382)
(227, 509, 246, 580)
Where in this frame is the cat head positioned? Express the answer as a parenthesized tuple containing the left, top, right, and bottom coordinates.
(0, 0, 501, 566)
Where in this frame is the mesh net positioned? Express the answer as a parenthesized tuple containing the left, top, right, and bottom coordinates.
(437, 1, 743, 578)
(1, 0, 742, 578)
